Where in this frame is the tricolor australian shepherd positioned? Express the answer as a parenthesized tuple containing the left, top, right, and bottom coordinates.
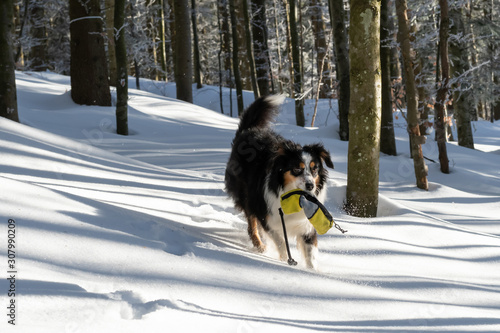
(225, 96, 333, 269)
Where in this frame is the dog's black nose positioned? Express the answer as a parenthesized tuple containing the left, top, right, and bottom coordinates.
(306, 182, 314, 191)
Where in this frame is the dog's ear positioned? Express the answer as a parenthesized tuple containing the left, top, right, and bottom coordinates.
(304, 143, 334, 169)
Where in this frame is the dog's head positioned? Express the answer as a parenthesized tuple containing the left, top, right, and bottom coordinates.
(270, 142, 334, 196)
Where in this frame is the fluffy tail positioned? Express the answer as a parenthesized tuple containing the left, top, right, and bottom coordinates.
(236, 95, 284, 135)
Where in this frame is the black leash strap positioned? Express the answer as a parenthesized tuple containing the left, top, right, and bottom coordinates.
(278, 208, 298, 266)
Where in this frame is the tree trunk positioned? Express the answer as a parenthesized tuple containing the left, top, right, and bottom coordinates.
(310, 0, 333, 99)
(485, 0, 499, 121)
(69, 0, 111, 106)
(388, 8, 401, 81)
(105, 0, 117, 87)
(328, 0, 350, 141)
(114, 0, 128, 135)
(484, 0, 495, 122)
(173, 0, 193, 103)
(285, 0, 294, 95)
(217, 0, 225, 113)
(380, 0, 397, 156)
(219, 0, 232, 87)
(395, 0, 428, 190)
(467, 10, 480, 122)
(168, 0, 176, 82)
(0, 0, 19, 122)
(14, 0, 29, 64)
(289, 0, 305, 127)
(29, 1, 47, 71)
(273, 0, 285, 94)
(345, 0, 382, 217)
(191, 0, 203, 89)
(164, 0, 174, 82)
(129, 2, 141, 90)
(134, 58, 141, 90)
(415, 56, 430, 135)
(157, 0, 167, 81)
(229, 0, 244, 114)
(449, 6, 474, 149)
(146, 0, 159, 80)
(235, 0, 252, 91)
(242, 0, 260, 99)
(435, 0, 450, 173)
(251, 0, 272, 96)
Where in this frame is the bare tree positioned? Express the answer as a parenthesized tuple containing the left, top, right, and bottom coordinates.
(242, 0, 260, 99)
(251, 0, 272, 96)
(229, 0, 244, 114)
(218, 0, 232, 87)
(173, 0, 193, 103)
(115, 0, 128, 135)
(449, 6, 474, 149)
(105, 0, 117, 86)
(289, 0, 305, 126)
(29, 0, 47, 71)
(310, 0, 333, 99)
(235, 0, 252, 91)
(0, 0, 19, 122)
(14, 0, 29, 64)
(435, 0, 450, 173)
(345, 0, 382, 217)
(69, 0, 111, 106)
(158, 0, 167, 81)
(380, 0, 397, 156)
(191, 0, 203, 89)
(395, 0, 429, 190)
(328, 0, 350, 141)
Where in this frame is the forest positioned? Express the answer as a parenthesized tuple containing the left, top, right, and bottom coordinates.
(1, 0, 499, 216)
(1, 1, 500, 330)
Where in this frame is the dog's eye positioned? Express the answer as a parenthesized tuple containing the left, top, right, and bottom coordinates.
(311, 165, 318, 175)
(292, 168, 304, 176)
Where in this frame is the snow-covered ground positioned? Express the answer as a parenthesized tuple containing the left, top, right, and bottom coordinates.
(1, 71, 499, 332)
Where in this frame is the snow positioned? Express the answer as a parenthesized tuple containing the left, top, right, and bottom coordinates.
(1, 71, 500, 332)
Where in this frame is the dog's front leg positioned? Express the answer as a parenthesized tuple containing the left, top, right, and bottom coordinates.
(297, 232, 318, 270)
(267, 229, 289, 262)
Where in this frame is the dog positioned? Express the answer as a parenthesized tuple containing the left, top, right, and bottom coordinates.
(224, 96, 334, 269)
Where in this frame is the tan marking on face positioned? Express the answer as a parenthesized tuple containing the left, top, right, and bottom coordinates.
(314, 174, 321, 186)
(283, 170, 297, 187)
(310, 161, 316, 170)
(299, 162, 305, 169)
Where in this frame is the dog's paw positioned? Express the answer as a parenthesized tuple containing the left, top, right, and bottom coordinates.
(306, 261, 318, 271)
(256, 244, 267, 253)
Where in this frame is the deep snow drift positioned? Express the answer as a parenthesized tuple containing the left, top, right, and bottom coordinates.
(1, 71, 500, 332)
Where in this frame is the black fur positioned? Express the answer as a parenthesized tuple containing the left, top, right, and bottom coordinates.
(225, 97, 285, 229)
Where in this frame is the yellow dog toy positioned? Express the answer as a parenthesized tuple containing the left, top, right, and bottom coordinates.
(280, 189, 347, 235)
